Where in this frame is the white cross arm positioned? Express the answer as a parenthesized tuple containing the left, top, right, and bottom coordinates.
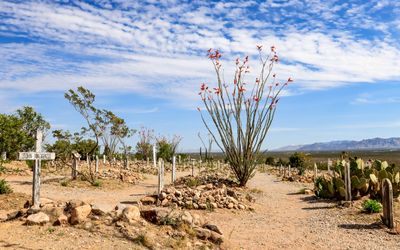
(19, 152, 55, 160)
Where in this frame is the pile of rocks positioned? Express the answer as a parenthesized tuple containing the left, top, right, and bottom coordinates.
(0, 197, 223, 247)
(141, 175, 255, 210)
(281, 174, 314, 183)
(98, 169, 143, 184)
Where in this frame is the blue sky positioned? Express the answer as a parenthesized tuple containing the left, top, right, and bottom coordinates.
(0, 0, 400, 152)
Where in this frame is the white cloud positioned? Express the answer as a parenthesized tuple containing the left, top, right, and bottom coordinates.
(0, 0, 399, 107)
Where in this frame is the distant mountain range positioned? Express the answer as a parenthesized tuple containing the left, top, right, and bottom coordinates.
(274, 137, 400, 151)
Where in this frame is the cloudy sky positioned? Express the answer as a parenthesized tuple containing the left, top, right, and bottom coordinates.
(1, 0, 399, 151)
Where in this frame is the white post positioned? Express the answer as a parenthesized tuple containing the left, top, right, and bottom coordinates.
(95, 155, 99, 173)
(103, 155, 106, 164)
(153, 145, 157, 168)
(32, 130, 42, 209)
(86, 154, 89, 166)
(314, 163, 318, 180)
(158, 159, 164, 194)
(178, 155, 181, 164)
(288, 164, 291, 177)
(172, 155, 176, 183)
(1, 152, 6, 161)
(344, 162, 352, 201)
(146, 157, 149, 167)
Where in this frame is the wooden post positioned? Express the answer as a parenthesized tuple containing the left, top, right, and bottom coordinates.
(86, 154, 89, 166)
(146, 157, 149, 167)
(153, 145, 157, 169)
(172, 155, 176, 183)
(103, 155, 106, 164)
(344, 162, 352, 201)
(95, 155, 99, 173)
(1, 152, 6, 161)
(327, 158, 332, 175)
(288, 165, 291, 177)
(72, 157, 77, 180)
(158, 159, 164, 195)
(382, 178, 394, 229)
(32, 130, 42, 209)
(314, 163, 318, 180)
(178, 155, 181, 164)
(192, 160, 195, 176)
(280, 164, 282, 175)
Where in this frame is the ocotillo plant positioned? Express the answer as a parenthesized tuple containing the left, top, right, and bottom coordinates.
(198, 45, 293, 186)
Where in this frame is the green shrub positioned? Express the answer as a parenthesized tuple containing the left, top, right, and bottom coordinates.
(92, 180, 102, 187)
(362, 199, 382, 213)
(0, 179, 13, 194)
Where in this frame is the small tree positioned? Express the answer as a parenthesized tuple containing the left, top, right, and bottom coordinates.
(135, 127, 154, 160)
(289, 152, 309, 175)
(198, 46, 292, 186)
(156, 135, 182, 162)
(265, 156, 275, 166)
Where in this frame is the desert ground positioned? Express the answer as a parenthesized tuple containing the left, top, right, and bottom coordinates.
(1, 161, 399, 250)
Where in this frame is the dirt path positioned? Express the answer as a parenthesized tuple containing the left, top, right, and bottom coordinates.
(5, 171, 190, 212)
(2, 171, 400, 249)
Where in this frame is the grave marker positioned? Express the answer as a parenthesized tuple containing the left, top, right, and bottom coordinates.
(172, 155, 176, 183)
(327, 158, 332, 175)
(314, 163, 318, 180)
(1, 152, 6, 161)
(344, 162, 352, 201)
(153, 145, 157, 168)
(382, 178, 394, 229)
(18, 130, 55, 209)
(158, 159, 164, 194)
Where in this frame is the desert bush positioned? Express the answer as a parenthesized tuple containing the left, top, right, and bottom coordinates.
(0, 179, 13, 194)
(198, 46, 292, 186)
(362, 199, 382, 213)
(265, 156, 275, 166)
(289, 152, 310, 175)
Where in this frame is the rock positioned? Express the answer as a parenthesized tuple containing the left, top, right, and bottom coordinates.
(161, 199, 170, 207)
(245, 194, 256, 203)
(41, 206, 64, 222)
(339, 201, 352, 208)
(121, 206, 141, 224)
(67, 200, 87, 210)
(210, 231, 224, 244)
(195, 227, 211, 239)
(192, 214, 204, 226)
(140, 208, 169, 224)
(91, 204, 107, 216)
(304, 189, 314, 195)
(238, 204, 245, 210)
(206, 183, 213, 190)
(70, 204, 92, 225)
(54, 214, 68, 226)
(39, 198, 54, 206)
(0, 211, 8, 222)
(204, 223, 222, 235)
(141, 196, 157, 205)
(210, 202, 218, 209)
(159, 192, 167, 200)
(199, 203, 207, 210)
(181, 211, 193, 225)
(175, 190, 182, 197)
(26, 212, 49, 225)
(227, 203, 234, 209)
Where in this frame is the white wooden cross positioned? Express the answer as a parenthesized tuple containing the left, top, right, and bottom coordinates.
(18, 130, 55, 209)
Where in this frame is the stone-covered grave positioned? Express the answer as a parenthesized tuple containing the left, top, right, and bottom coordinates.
(0, 197, 225, 248)
(141, 174, 256, 211)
